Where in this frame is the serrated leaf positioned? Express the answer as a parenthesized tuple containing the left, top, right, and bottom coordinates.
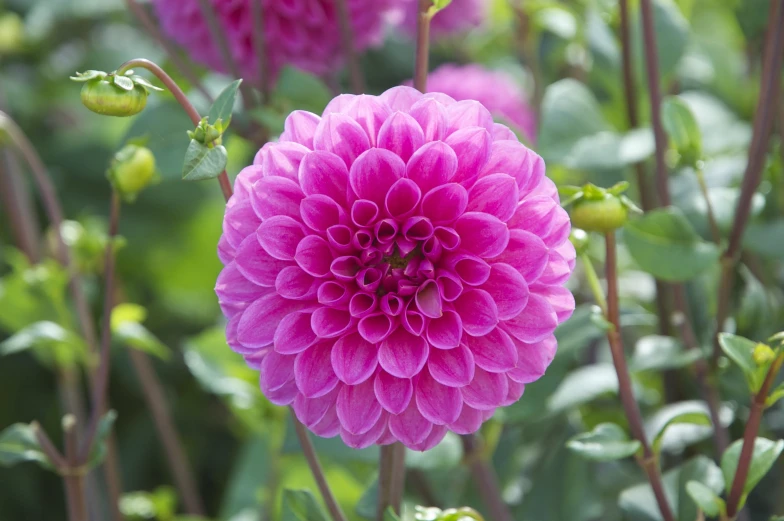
(208, 79, 242, 128)
(283, 489, 328, 521)
(0, 423, 51, 469)
(624, 207, 720, 282)
(87, 410, 118, 468)
(721, 437, 784, 502)
(718, 333, 768, 394)
(567, 423, 641, 461)
(182, 140, 228, 181)
(113, 75, 134, 91)
(685, 480, 725, 517)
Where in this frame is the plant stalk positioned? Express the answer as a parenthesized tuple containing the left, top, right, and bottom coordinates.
(335, 0, 365, 93)
(413, 0, 432, 93)
(0, 150, 40, 261)
(249, 0, 271, 103)
(695, 167, 721, 244)
(64, 416, 88, 521)
(461, 434, 513, 521)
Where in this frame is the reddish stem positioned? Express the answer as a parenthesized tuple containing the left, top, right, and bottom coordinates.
(461, 434, 513, 521)
(413, 0, 431, 93)
(335, 0, 365, 93)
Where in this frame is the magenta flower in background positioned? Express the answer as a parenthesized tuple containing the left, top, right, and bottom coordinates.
(216, 86, 574, 451)
(151, 0, 392, 82)
(391, 0, 488, 39)
(419, 64, 538, 143)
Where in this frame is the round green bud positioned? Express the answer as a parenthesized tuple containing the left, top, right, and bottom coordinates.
(80, 80, 148, 117)
(107, 145, 156, 201)
(570, 195, 629, 233)
(0, 12, 24, 55)
(753, 343, 775, 366)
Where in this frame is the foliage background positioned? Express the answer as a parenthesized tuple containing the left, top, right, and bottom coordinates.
(0, 0, 782, 520)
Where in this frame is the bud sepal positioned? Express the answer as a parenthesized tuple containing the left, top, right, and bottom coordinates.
(71, 69, 162, 117)
(560, 182, 641, 233)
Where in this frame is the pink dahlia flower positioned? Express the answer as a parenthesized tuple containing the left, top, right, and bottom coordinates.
(419, 64, 537, 143)
(216, 86, 574, 451)
(151, 0, 391, 82)
(391, 0, 488, 39)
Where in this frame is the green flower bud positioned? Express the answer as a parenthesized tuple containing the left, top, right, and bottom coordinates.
(753, 343, 776, 366)
(107, 145, 157, 202)
(571, 194, 628, 233)
(0, 12, 24, 55)
(71, 70, 162, 117)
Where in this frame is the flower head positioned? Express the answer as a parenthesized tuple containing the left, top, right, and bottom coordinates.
(151, 0, 393, 82)
(391, 0, 488, 39)
(419, 64, 537, 143)
(216, 86, 574, 451)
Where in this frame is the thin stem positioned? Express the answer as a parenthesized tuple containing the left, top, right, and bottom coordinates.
(389, 443, 406, 515)
(413, 0, 432, 93)
(604, 232, 676, 521)
(513, 4, 543, 118)
(249, 0, 271, 103)
(726, 355, 784, 517)
(580, 253, 607, 315)
(0, 150, 40, 261)
(290, 411, 348, 521)
(63, 416, 88, 521)
(714, 0, 784, 364)
(195, 0, 258, 109)
(639, 0, 672, 207)
(335, 0, 365, 93)
(695, 167, 721, 244)
(128, 348, 205, 515)
(115, 59, 233, 202)
(377, 445, 395, 521)
(79, 192, 121, 462)
(461, 435, 513, 521)
(124, 0, 213, 103)
(31, 422, 68, 471)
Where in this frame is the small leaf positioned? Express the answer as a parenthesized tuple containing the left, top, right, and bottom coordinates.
(429, 0, 453, 14)
(624, 207, 720, 282)
(112, 75, 135, 91)
(649, 410, 711, 454)
(87, 410, 118, 468)
(70, 70, 106, 82)
(631, 335, 703, 372)
(130, 75, 164, 92)
(766, 382, 784, 407)
(685, 480, 725, 517)
(208, 79, 242, 127)
(567, 423, 641, 461)
(547, 364, 618, 412)
(283, 489, 328, 521)
(115, 322, 170, 360)
(718, 333, 769, 394)
(721, 437, 784, 502)
(354, 478, 378, 519)
(645, 401, 733, 454)
(384, 507, 402, 521)
(662, 96, 703, 166)
(0, 423, 51, 469)
(182, 140, 228, 181)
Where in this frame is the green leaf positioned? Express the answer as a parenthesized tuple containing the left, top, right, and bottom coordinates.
(87, 410, 118, 467)
(355, 477, 378, 520)
(0, 321, 81, 356)
(0, 423, 50, 469)
(766, 382, 784, 407)
(273, 67, 332, 115)
(685, 480, 725, 517)
(123, 101, 192, 179)
(112, 74, 134, 91)
(430, 0, 453, 12)
(384, 507, 401, 521)
(120, 486, 177, 520)
(662, 95, 702, 165)
(630, 335, 703, 372)
(645, 401, 733, 454)
(718, 333, 769, 394)
(623, 207, 720, 281)
(220, 437, 271, 520)
(547, 364, 618, 412)
(721, 437, 784, 502)
(405, 432, 461, 469)
(182, 140, 228, 181)
(114, 322, 170, 360)
(566, 423, 641, 461)
(619, 456, 724, 521)
(208, 79, 242, 127)
(283, 489, 328, 521)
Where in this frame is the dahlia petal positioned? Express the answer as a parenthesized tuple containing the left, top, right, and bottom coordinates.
(480, 140, 544, 195)
(257, 216, 306, 261)
(409, 97, 448, 142)
(454, 289, 499, 337)
(216, 260, 274, 306)
(461, 367, 508, 410)
(251, 176, 304, 220)
(422, 237, 442, 260)
(313, 112, 370, 168)
(536, 249, 572, 285)
(531, 284, 575, 323)
(502, 378, 526, 406)
(406, 141, 458, 193)
(299, 150, 350, 206)
(275, 266, 317, 300)
(358, 313, 396, 343)
(464, 327, 518, 373)
(436, 271, 463, 302)
(502, 293, 558, 343)
(300, 195, 345, 233)
(389, 402, 433, 446)
(223, 199, 260, 250)
(326, 225, 354, 253)
(331, 256, 362, 281)
(311, 307, 354, 338)
(454, 212, 510, 258)
(257, 142, 309, 182)
(508, 335, 557, 383)
(340, 412, 388, 449)
(238, 294, 311, 348)
(528, 175, 559, 201)
(282, 110, 321, 149)
(426, 310, 462, 349)
(351, 199, 379, 228)
(379, 86, 423, 112)
(410, 425, 448, 452)
(378, 111, 425, 162)
(491, 123, 517, 141)
(508, 196, 557, 236)
(445, 253, 491, 286)
(294, 235, 333, 278)
(467, 173, 519, 222)
(377, 428, 397, 445)
(265, 378, 298, 406)
(433, 226, 461, 250)
(260, 351, 295, 393)
(336, 379, 383, 435)
(402, 300, 426, 336)
(490, 230, 549, 282)
(385, 178, 422, 220)
(421, 183, 468, 224)
(380, 294, 404, 316)
(444, 127, 491, 187)
(217, 235, 235, 265)
(374, 370, 413, 414)
(481, 263, 529, 320)
(379, 327, 429, 378)
(331, 332, 378, 385)
(446, 100, 494, 135)
(346, 95, 392, 146)
(415, 370, 463, 425)
(544, 206, 571, 247)
(428, 343, 475, 387)
(310, 405, 341, 438)
(349, 292, 377, 318)
(317, 281, 351, 308)
(555, 238, 576, 270)
(323, 94, 356, 115)
(413, 279, 441, 319)
(422, 92, 456, 105)
(274, 311, 317, 354)
(293, 387, 338, 428)
(448, 404, 483, 435)
(294, 340, 340, 398)
(349, 148, 405, 205)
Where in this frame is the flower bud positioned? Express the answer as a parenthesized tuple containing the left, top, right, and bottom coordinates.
(571, 195, 628, 233)
(80, 79, 148, 117)
(753, 343, 776, 366)
(0, 12, 24, 55)
(107, 145, 157, 202)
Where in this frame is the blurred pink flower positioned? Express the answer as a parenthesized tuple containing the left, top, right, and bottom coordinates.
(216, 86, 573, 451)
(391, 0, 489, 38)
(151, 0, 392, 82)
(420, 64, 537, 143)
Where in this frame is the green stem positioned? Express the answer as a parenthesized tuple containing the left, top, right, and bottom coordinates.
(580, 253, 607, 316)
(695, 167, 721, 244)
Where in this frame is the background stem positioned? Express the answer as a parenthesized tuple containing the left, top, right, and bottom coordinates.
(334, 0, 365, 93)
(413, 0, 432, 93)
(0, 149, 40, 261)
(461, 434, 513, 521)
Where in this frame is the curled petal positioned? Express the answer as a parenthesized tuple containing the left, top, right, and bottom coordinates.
(358, 313, 396, 343)
(326, 225, 354, 253)
(331, 256, 362, 281)
(311, 307, 354, 338)
(415, 279, 442, 319)
(385, 178, 422, 220)
(300, 195, 345, 233)
(434, 226, 460, 250)
(436, 271, 463, 302)
(445, 253, 491, 286)
(317, 281, 351, 309)
(402, 300, 425, 336)
(380, 294, 404, 316)
(295, 235, 333, 278)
